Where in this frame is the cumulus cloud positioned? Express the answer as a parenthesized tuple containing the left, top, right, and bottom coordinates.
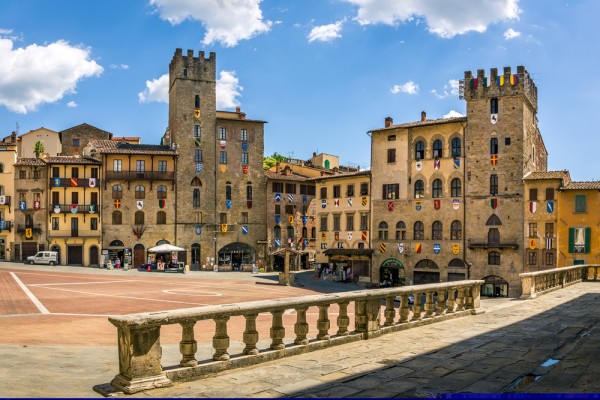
(67, 101, 77, 108)
(0, 37, 103, 114)
(503, 27, 521, 40)
(431, 79, 460, 99)
(391, 81, 419, 95)
(149, 0, 271, 47)
(138, 70, 243, 109)
(346, 0, 520, 38)
(109, 63, 130, 70)
(308, 21, 343, 42)
(444, 110, 465, 118)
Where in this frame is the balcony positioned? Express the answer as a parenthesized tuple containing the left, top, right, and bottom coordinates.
(49, 178, 101, 188)
(0, 195, 11, 206)
(17, 224, 43, 234)
(467, 239, 519, 250)
(48, 230, 101, 238)
(105, 171, 175, 181)
(0, 220, 12, 232)
(48, 204, 99, 215)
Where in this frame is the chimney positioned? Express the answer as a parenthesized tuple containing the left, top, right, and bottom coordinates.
(236, 106, 241, 113)
(421, 111, 426, 121)
(385, 117, 393, 128)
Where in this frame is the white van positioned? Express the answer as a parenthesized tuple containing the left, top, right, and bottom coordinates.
(27, 251, 59, 266)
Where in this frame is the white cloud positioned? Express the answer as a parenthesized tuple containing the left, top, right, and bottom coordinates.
(391, 81, 419, 95)
(308, 21, 343, 43)
(138, 70, 242, 109)
(503, 27, 521, 40)
(149, 0, 271, 47)
(431, 79, 460, 99)
(67, 101, 77, 108)
(109, 63, 130, 70)
(444, 110, 465, 118)
(346, 0, 520, 38)
(0, 28, 13, 35)
(0, 37, 103, 114)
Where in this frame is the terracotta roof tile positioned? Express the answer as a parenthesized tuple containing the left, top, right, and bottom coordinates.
(44, 156, 102, 165)
(523, 170, 570, 180)
(88, 140, 177, 155)
(15, 158, 45, 166)
(562, 181, 600, 190)
(370, 116, 467, 133)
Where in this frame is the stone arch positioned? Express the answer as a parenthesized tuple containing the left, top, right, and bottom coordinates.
(379, 258, 405, 286)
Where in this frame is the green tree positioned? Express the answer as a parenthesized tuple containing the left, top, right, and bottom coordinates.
(33, 141, 45, 159)
(263, 152, 288, 170)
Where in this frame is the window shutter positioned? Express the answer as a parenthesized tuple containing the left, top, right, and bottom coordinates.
(585, 227, 591, 253)
(568, 228, 574, 253)
(382, 185, 386, 199)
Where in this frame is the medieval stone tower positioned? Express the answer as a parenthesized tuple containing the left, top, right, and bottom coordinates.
(168, 49, 267, 270)
(462, 66, 547, 297)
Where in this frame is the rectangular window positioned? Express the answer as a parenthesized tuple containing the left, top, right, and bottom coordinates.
(19, 193, 26, 202)
(528, 223, 538, 238)
(285, 183, 296, 194)
(219, 213, 227, 224)
(333, 185, 341, 198)
(194, 125, 201, 138)
(320, 215, 328, 231)
(91, 168, 98, 179)
(505, 137, 511, 146)
(575, 195, 586, 213)
(71, 167, 79, 178)
(275, 204, 281, 214)
(72, 138, 80, 146)
(300, 185, 309, 195)
(388, 135, 396, 141)
(490, 174, 498, 196)
(383, 184, 399, 200)
(360, 182, 369, 196)
(72, 192, 79, 204)
(545, 188, 554, 201)
(529, 188, 538, 201)
(241, 212, 248, 224)
(52, 192, 60, 205)
(346, 214, 354, 231)
(320, 187, 327, 199)
(219, 127, 227, 140)
(387, 148, 396, 163)
(158, 161, 167, 173)
(52, 217, 59, 230)
(285, 205, 295, 214)
(569, 227, 590, 254)
(219, 151, 227, 164)
(333, 214, 341, 231)
(545, 251, 554, 266)
(240, 129, 247, 141)
(33, 169, 40, 179)
(360, 213, 368, 230)
(195, 149, 203, 162)
(273, 182, 283, 193)
(90, 217, 98, 231)
(490, 97, 498, 114)
(113, 159, 122, 172)
(545, 223, 554, 238)
(19, 170, 26, 179)
(193, 188, 200, 208)
(528, 251, 537, 265)
(346, 184, 354, 197)
(136, 160, 145, 173)
(52, 167, 60, 178)
(241, 153, 249, 165)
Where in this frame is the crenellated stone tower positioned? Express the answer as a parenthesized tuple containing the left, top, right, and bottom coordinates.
(462, 66, 547, 297)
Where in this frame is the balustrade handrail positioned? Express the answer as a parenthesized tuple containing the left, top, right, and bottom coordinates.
(519, 264, 600, 299)
(102, 279, 484, 395)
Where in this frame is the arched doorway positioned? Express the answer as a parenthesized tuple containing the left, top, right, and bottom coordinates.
(413, 259, 440, 285)
(191, 243, 200, 271)
(379, 258, 405, 286)
(447, 258, 466, 281)
(89, 246, 99, 266)
(218, 242, 256, 271)
(481, 275, 509, 297)
(133, 244, 145, 268)
(108, 239, 125, 266)
(51, 244, 61, 265)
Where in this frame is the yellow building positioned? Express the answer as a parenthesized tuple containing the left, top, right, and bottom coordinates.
(313, 171, 372, 283)
(46, 156, 103, 266)
(18, 127, 62, 157)
(557, 181, 600, 266)
(0, 132, 17, 260)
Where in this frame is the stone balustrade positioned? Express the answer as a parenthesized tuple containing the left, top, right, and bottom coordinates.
(104, 280, 483, 395)
(520, 264, 600, 299)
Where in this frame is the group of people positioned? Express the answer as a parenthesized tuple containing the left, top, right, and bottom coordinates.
(316, 263, 353, 283)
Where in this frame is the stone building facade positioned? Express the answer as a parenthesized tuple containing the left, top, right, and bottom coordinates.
(59, 123, 112, 156)
(0, 132, 17, 261)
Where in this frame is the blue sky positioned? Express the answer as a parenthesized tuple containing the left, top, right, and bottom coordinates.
(1, 0, 598, 180)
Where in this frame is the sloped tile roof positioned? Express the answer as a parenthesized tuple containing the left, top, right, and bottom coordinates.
(562, 181, 600, 190)
(88, 140, 177, 155)
(44, 156, 102, 165)
(523, 170, 570, 180)
(15, 158, 46, 166)
(370, 117, 467, 133)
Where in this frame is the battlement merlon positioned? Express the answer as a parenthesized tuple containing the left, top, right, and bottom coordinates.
(169, 48, 216, 87)
(463, 66, 538, 112)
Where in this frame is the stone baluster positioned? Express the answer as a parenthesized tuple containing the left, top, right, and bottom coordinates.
(242, 313, 259, 355)
(436, 291, 446, 315)
(423, 292, 434, 319)
(384, 297, 395, 326)
(465, 287, 474, 310)
(179, 321, 198, 367)
(446, 288, 456, 313)
(270, 309, 285, 350)
(294, 307, 309, 345)
(316, 304, 331, 340)
(212, 316, 230, 361)
(399, 294, 410, 323)
(355, 298, 382, 339)
(412, 293, 423, 321)
(455, 288, 465, 312)
(336, 301, 350, 336)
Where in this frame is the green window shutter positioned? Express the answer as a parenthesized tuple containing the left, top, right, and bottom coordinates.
(585, 227, 591, 253)
(569, 228, 575, 253)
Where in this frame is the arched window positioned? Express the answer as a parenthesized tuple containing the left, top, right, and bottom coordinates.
(432, 179, 443, 198)
(396, 221, 406, 240)
(302, 226, 308, 238)
(274, 225, 281, 239)
(433, 139, 443, 158)
(378, 221, 388, 240)
(415, 141, 425, 160)
(246, 182, 252, 200)
(135, 185, 145, 199)
(490, 174, 498, 196)
(112, 185, 122, 199)
(226, 181, 232, 201)
(490, 138, 498, 155)
(451, 137, 461, 157)
(25, 214, 33, 226)
(488, 251, 500, 265)
(134, 211, 144, 225)
(193, 189, 200, 208)
(287, 226, 294, 238)
(112, 211, 122, 225)
(486, 215, 502, 226)
(414, 180, 424, 198)
(311, 227, 316, 239)
(488, 228, 500, 245)
(157, 185, 167, 199)
(414, 221, 424, 240)
(451, 220, 462, 240)
(451, 178, 462, 197)
(194, 95, 200, 108)
(191, 177, 201, 186)
(157, 211, 166, 224)
(432, 221, 443, 240)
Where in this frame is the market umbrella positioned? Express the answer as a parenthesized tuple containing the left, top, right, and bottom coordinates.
(148, 243, 185, 253)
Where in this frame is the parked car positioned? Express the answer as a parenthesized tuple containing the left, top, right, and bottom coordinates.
(27, 251, 59, 266)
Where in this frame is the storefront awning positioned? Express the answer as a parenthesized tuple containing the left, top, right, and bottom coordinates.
(323, 249, 374, 257)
